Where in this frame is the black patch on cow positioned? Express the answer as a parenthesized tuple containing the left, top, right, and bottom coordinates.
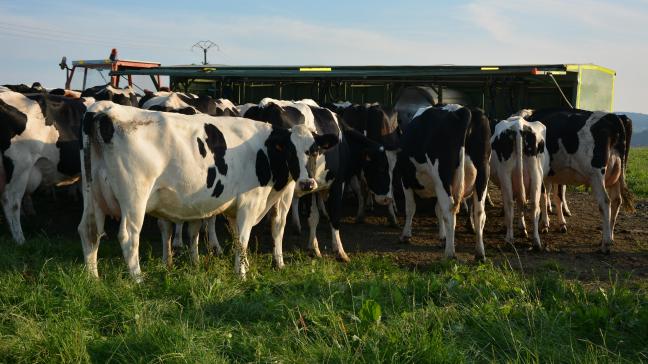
(197, 138, 206, 158)
(491, 129, 516, 162)
(97, 113, 115, 144)
(325, 169, 335, 182)
(601, 167, 606, 175)
(56, 140, 81, 176)
(521, 126, 539, 156)
(206, 167, 216, 188)
(0, 98, 28, 152)
(465, 108, 491, 201)
(255, 149, 271, 186)
(265, 127, 299, 190)
(204, 124, 228, 175)
(212, 180, 224, 197)
(537, 140, 545, 154)
(2, 156, 14, 183)
(309, 105, 341, 136)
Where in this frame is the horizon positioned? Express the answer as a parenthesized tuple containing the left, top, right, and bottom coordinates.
(1, 0, 647, 113)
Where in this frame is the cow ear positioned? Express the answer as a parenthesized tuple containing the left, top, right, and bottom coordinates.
(313, 133, 338, 151)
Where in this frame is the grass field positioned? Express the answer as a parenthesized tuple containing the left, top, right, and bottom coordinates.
(627, 147, 648, 199)
(0, 149, 646, 363)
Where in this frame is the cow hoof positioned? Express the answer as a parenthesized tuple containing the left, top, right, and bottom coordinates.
(399, 235, 411, 244)
(308, 249, 322, 258)
(559, 225, 567, 233)
(541, 226, 549, 234)
(596, 247, 611, 255)
(336, 253, 351, 263)
(563, 208, 572, 217)
(443, 254, 457, 261)
(474, 254, 486, 263)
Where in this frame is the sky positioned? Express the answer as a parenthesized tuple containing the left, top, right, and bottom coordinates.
(1, 0, 647, 112)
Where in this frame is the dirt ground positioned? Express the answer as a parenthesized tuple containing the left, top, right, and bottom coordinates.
(14, 183, 648, 283)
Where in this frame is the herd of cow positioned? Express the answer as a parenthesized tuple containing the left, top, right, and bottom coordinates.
(0, 82, 634, 282)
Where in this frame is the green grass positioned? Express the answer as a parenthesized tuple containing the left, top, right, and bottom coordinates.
(628, 147, 648, 199)
(0, 235, 647, 363)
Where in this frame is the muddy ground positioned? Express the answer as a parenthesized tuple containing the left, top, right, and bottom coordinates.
(12, 183, 648, 283)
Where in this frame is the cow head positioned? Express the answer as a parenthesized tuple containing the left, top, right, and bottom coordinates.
(265, 124, 338, 195)
(362, 145, 398, 205)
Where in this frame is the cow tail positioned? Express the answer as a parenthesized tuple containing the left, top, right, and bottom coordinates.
(515, 126, 526, 205)
(452, 146, 466, 214)
(80, 112, 94, 202)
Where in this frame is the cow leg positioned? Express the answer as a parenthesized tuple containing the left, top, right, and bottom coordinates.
(21, 194, 36, 217)
(117, 199, 147, 282)
(172, 223, 184, 248)
(559, 185, 572, 217)
(187, 220, 202, 266)
(318, 193, 330, 220)
(465, 197, 475, 233)
(546, 184, 554, 214)
(306, 193, 322, 258)
(233, 196, 265, 279)
(518, 200, 528, 239)
(399, 185, 416, 243)
(349, 176, 365, 224)
(326, 182, 350, 263)
(1, 164, 35, 245)
(486, 192, 495, 207)
(529, 170, 543, 251)
(473, 192, 487, 261)
(435, 200, 446, 244)
(591, 177, 613, 253)
(270, 188, 294, 269)
(205, 217, 223, 255)
(387, 200, 398, 227)
(435, 189, 457, 259)
(78, 198, 105, 278)
(290, 197, 302, 234)
(552, 188, 567, 233)
(607, 182, 622, 248)
(158, 219, 174, 268)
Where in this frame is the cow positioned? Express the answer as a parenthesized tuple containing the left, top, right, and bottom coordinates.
(140, 91, 239, 117)
(139, 92, 229, 253)
(81, 84, 138, 107)
(336, 103, 400, 226)
(0, 91, 86, 243)
(78, 101, 338, 281)
(398, 104, 491, 260)
(490, 115, 549, 250)
(244, 98, 392, 262)
(2, 82, 45, 94)
(522, 108, 633, 253)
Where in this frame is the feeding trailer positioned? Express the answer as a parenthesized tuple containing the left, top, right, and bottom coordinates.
(62, 58, 161, 90)
(112, 63, 615, 119)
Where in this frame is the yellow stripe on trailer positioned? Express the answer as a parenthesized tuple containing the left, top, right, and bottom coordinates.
(480, 67, 499, 71)
(299, 67, 332, 72)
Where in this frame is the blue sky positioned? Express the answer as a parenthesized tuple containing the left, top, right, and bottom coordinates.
(1, 0, 647, 112)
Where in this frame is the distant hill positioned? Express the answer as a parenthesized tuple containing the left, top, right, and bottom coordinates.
(617, 112, 648, 147)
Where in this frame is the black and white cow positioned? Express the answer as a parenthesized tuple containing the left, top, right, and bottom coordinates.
(78, 101, 338, 280)
(0, 91, 86, 243)
(336, 103, 400, 226)
(139, 92, 241, 253)
(244, 98, 392, 261)
(2, 82, 46, 94)
(398, 104, 491, 260)
(523, 108, 633, 253)
(81, 84, 138, 107)
(140, 91, 239, 117)
(490, 115, 549, 250)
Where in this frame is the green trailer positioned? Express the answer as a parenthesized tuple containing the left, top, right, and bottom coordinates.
(112, 63, 615, 119)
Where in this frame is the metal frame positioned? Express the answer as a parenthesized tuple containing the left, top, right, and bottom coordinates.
(65, 59, 161, 90)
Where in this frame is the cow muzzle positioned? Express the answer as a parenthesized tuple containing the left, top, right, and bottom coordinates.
(298, 179, 317, 193)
